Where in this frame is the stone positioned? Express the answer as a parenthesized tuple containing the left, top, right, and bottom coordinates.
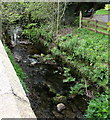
(11, 41, 16, 48)
(76, 111, 83, 119)
(18, 40, 32, 45)
(52, 110, 63, 118)
(49, 87, 56, 93)
(57, 103, 66, 112)
(28, 58, 38, 66)
(30, 61, 37, 66)
(65, 110, 76, 118)
(68, 101, 78, 112)
(32, 54, 41, 59)
(23, 60, 27, 63)
(53, 95, 66, 103)
(71, 104, 78, 112)
(15, 55, 22, 62)
(14, 52, 22, 62)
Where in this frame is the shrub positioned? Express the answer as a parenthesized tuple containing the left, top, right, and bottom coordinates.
(22, 24, 53, 42)
(95, 9, 109, 15)
(85, 94, 109, 118)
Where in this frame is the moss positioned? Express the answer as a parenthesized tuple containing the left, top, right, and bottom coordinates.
(56, 93, 61, 97)
(53, 95, 67, 103)
(49, 87, 56, 93)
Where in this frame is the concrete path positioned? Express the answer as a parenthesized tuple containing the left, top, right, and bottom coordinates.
(0, 40, 36, 119)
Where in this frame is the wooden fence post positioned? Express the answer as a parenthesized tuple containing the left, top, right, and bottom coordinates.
(95, 20, 97, 33)
(87, 19, 90, 28)
(79, 11, 82, 28)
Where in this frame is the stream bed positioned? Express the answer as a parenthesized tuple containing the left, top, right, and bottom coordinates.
(9, 26, 88, 119)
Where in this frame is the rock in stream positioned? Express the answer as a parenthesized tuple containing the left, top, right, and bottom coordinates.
(57, 103, 66, 112)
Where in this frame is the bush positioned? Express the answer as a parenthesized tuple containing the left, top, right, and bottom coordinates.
(95, 9, 109, 15)
(58, 29, 108, 92)
(50, 28, 108, 118)
(22, 24, 53, 43)
(85, 94, 109, 118)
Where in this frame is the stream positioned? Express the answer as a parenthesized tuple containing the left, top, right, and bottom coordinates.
(8, 26, 88, 119)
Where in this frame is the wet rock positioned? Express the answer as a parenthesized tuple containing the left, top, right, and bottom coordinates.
(30, 54, 44, 63)
(14, 53, 22, 62)
(57, 103, 66, 112)
(34, 82, 49, 93)
(40, 68, 48, 76)
(28, 58, 38, 66)
(18, 40, 32, 45)
(65, 110, 76, 118)
(70, 103, 78, 112)
(49, 87, 56, 93)
(52, 110, 63, 118)
(57, 66, 63, 73)
(31, 54, 41, 59)
(30, 61, 37, 66)
(11, 41, 16, 48)
(46, 84, 56, 93)
(76, 111, 84, 119)
(23, 60, 27, 63)
(53, 95, 66, 103)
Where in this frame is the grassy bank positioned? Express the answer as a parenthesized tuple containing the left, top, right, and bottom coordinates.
(63, 29, 108, 118)
(5, 45, 28, 93)
(21, 25, 109, 118)
(95, 9, 109, 15)
(49, 28, 109, 118)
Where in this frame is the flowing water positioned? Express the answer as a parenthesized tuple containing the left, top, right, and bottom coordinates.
(9, 26, 88, 119)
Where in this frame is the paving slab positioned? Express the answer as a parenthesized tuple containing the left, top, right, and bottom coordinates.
(0, 93, 20, 118)
(0, 59, 12, 95)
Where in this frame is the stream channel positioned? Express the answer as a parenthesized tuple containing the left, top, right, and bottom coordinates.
(9, 26, 88, 119)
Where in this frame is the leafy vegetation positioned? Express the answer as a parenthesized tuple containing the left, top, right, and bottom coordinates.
(5, 46, 28, 92)
(95, 9, 109, 15)
(105, 4, 110, 10)
(63, 67, 76, 83)
(1, 2, 109, 119)
(85, 94, 109, 118)
(38, 27, 109, 118)
(49, 28, 109, 118)
(62, 29, 107, 88)
(22, 24, 53, 43)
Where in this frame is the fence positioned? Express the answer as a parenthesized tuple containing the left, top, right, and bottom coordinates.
(79, 11, 110, 36)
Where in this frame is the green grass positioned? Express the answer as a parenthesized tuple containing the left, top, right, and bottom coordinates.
(5, 45, 28, 93)
(95, 9, 109, 15)
(56, 28, 109, 118)
(59, 28, 108, 64)
(51, 28, 108, 93)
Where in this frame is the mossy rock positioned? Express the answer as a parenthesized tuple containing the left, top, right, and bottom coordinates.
(49, 87, 56, 93)
(53, 95, 67, 103)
